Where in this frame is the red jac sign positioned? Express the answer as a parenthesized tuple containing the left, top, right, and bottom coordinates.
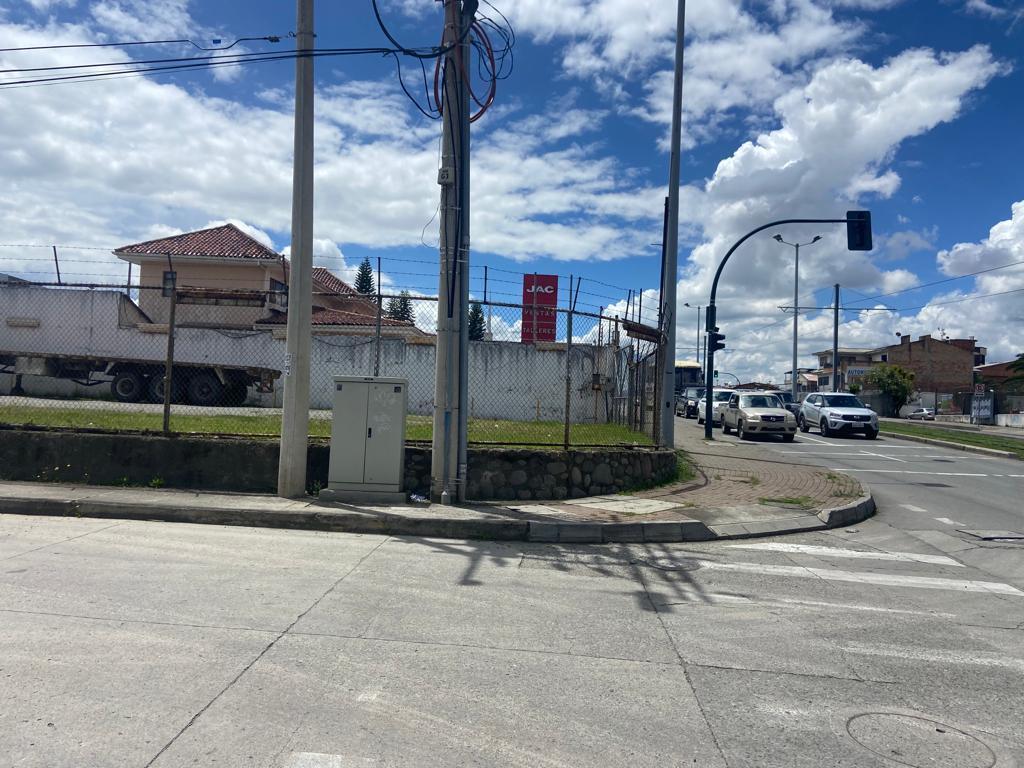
(522, 274, 558, 343)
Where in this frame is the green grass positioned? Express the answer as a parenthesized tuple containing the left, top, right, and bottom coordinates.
(0, 405, 651, 447)
(880, 421, 1024, 459)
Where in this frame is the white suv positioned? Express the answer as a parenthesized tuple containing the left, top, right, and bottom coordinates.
(798, 392, 879, 439)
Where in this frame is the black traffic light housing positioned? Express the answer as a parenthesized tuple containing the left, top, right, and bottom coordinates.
(708, 328, 726, 353)
(846, 210, 872, 251)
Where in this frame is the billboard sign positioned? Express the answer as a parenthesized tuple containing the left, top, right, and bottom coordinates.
(522, 274, 558, 343)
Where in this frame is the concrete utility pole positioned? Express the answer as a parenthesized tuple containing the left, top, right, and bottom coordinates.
(659, 0, 686, 447)
(832, 283, 840, 393)
(431, 0, 471, 503)
(277, 0, 315, 498)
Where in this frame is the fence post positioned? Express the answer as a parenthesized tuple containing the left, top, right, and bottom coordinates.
(652, 340, 663, 447)
(162, 289, 177, 434)
(374, 257, 383, 376)
(563, 275, 574, 449)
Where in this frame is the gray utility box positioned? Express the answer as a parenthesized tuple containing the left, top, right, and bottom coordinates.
(319, 376, 408, 504)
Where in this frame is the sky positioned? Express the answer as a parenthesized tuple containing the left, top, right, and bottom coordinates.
(0, 0, 1022, 382)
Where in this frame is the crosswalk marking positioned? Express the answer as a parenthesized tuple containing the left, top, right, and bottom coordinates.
(727, 542, 962, 567)
(697, 560, 1024, 596)
(841, 642, 1024, 673)
(900, 504, 928, 512)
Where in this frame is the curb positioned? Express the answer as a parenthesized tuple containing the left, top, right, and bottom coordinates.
(0, 490, 876, 544)
(882, 431, 1017, 459)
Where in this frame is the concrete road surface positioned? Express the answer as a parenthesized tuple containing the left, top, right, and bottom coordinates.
(3, 481, 1024, 767)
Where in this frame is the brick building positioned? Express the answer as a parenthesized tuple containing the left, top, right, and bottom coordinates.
(871, 334, 986, 394)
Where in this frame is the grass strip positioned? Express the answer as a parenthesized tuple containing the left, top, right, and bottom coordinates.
(880, 421, 1024, 459)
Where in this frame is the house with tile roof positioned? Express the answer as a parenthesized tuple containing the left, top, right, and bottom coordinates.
(115, 224, 421, 336)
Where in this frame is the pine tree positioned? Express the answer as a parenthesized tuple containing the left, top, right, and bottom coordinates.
(396, 291, 415, 323)
(468, 302, 485, 341)
(354, 257, 375, 295)
(384, 295, 401, 320)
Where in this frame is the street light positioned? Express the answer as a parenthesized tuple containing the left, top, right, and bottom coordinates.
(683, 301, 701, 370)
(772, 234, 822, 405)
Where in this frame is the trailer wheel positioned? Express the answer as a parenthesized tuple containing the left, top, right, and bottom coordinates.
(111, 369, 145, 402)
(186, 371, 225, 407)
(148, 373, 183, 404)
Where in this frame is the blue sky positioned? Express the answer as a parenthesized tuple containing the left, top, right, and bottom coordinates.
(1, 0, 1022, 380)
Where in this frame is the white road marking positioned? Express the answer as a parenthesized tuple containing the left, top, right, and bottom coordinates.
(935, 517, 967, 526)
(857, 450, 907, 463)
(796, 434, 833, 445)
(698, 560, 1023, 596)
(286, 754, 361, 768)
(728, 542, 962, 567)
(778, 452, 966, 459)
(830, 468, 989, 477)
(841, 643, 1024, 673)
(900, 504, 928, 512)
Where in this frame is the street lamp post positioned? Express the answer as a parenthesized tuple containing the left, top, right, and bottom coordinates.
(772, 234, 821, 406)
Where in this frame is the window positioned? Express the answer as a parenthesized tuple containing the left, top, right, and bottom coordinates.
(740, 395, 781, 408)
(162, 270, 176, 297)
(822, 394, 866, 408)
(729, 396, 739, 407)
(880, 353, 888, 362)
(819, 375, 830, 388)
(270, 278, 288, 309)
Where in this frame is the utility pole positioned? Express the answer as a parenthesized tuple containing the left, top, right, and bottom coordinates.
(431, 0, 471, 503)
(659, 0, 686, 448)
(277, 0, 315, 498)
(832, 283, 840, 393)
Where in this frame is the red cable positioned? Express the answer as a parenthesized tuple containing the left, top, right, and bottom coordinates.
(432, 20, 496, 122)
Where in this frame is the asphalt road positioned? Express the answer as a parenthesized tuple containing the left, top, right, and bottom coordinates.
(3, 466, 1024, 767)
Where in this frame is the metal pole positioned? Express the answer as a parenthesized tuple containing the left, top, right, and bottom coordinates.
(277, 0, 315, 498)
(792, 243, 799, 403)
(660, 0, 686, 447)
(484, 265, 492, 340)
(374, 256, 383, 376)
(563, 275, 574, 450)
(833, 283, 840, 393)
(696, 305, 701, 369)
(162, 289, 176, 434)
(52, 245, 62, 285)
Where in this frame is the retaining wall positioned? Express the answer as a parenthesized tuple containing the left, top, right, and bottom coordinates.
(0, 426, 676, 501)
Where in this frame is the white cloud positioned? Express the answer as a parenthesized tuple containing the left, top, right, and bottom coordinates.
(881, 228, 935, 260)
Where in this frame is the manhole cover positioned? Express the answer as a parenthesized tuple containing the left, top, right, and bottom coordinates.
(631, 556, 703, 572)
(846, 713, 995, 768)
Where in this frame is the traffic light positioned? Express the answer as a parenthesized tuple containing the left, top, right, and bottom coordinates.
(846, 210, 872, 251)
(708, 328, 726, 353)
(713, 370, 719, 379)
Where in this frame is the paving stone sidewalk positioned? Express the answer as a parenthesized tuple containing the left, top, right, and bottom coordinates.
(0, 438, 870, 542)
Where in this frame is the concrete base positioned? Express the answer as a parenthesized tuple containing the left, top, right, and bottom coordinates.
(318, 487, 407, 504)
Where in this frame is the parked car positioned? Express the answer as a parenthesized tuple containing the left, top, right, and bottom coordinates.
(677, 386, 705, 418)
(721, 392, 797, 441)
(907, 407, 935, 420)
(760, 389, 799, 415)
(798, 392, 879, 439)
(697, 388, 737, 425)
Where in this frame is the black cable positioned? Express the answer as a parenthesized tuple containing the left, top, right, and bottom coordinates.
(370, 0, 474, 60)
(0, 35, 281, 54)
(386, 52, 440, 120)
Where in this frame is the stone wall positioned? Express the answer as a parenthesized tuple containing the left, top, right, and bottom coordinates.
(0, 427, 676, 501)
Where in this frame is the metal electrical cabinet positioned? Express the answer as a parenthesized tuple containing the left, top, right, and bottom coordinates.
(320, 376, 408, 503)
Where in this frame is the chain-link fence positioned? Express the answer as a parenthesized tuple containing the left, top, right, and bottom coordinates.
(1, 279, 659, 447)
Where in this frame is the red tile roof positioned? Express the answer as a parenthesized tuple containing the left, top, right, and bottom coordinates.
(258, 308, 411, 327)
(312, 267, 358, 296)
(115, 223, 281, 261)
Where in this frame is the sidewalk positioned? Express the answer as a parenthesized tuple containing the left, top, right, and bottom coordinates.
(0, 436, 873, 542)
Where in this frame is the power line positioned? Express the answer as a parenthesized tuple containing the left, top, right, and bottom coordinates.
(0, 35, 283, 54)
(843, 257, 1024, 305)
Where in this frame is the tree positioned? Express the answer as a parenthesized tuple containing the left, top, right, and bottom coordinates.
(385, 290, 415, 324)
(847, 381, 862, 395)
(862, 364, 915, 409)
(354, 257, 375, 295)
(468, 302, 485, 341)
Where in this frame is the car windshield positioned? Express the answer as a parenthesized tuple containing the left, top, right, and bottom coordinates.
(822, 395, 866, 408)
(773, 392, 794, 404)
(713, 391, 734, 402)
(740, 395, 782, 409)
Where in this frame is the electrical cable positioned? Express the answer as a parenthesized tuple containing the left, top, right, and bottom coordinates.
(0, 35, 282, 54)
(843, 257, 1024, 305)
